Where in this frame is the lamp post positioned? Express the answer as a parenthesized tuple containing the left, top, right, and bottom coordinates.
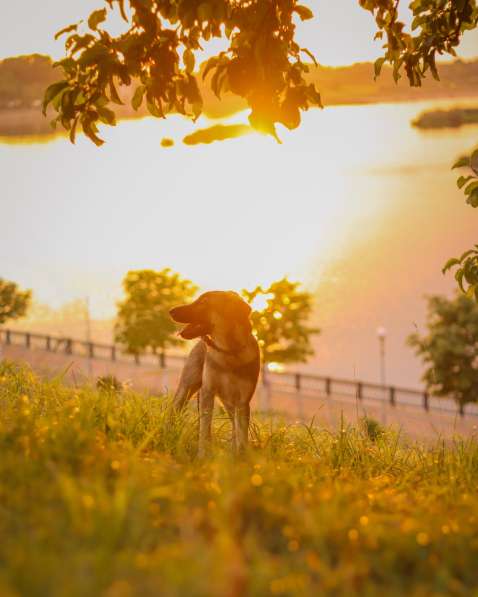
(376, 326, 387, 424)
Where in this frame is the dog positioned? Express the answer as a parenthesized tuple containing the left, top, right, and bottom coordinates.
(170, 291, 260, 456)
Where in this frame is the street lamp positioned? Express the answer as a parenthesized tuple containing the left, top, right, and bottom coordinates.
(376, 326, 387, 424)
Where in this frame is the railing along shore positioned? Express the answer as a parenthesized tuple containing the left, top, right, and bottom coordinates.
(1, 328, 477, 419)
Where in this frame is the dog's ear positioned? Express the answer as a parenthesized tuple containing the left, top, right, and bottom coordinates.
(227, 291, 252, 318)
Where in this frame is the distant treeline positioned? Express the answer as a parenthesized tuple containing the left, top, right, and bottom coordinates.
(1, 53, 477, 130)
(413, 107, 478, 129)
(0, 55, 57, 109)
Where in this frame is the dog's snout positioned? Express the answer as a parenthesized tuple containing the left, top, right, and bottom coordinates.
(169, 305, 188, 323)
(169, 306, 180, 321)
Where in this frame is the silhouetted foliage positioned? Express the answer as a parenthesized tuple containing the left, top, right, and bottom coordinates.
(243, 278, 319, 365)
(408, 294, 478, 406)
(44, 0, 476, 144)
(43, 0, 325, 145)
(0, 278, 32, 325)
(44, 0, 478, 298)
(115, 268, 197, 356)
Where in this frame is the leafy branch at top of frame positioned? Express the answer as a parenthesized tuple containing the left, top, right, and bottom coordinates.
(360, 0, 478, 87)
(42, 0, 322, 146)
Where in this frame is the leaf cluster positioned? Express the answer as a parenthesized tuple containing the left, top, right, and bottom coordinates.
(114, 268, 198, 355)
(242, 277, 320, 365)
(0, 278, 32, 326)
(442, 149, 478, 297)
(43, 0, 321, 145)
(408, 293, 478, 405)
(361, 0, 478, 86)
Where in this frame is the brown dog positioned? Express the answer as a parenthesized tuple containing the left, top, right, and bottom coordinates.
(170, 291, 260, 456)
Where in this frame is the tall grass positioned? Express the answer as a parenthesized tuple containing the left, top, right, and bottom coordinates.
(0, 361, 477, 596)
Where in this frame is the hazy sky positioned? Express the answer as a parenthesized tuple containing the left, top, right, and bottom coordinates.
(1, 1, 477, 65)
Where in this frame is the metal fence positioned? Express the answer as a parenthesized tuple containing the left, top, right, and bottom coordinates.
(1, 328, 477, 419)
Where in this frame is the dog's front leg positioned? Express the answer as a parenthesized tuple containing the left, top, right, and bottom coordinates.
(235, 403, 250, 454)
(198, 387, 215, 458)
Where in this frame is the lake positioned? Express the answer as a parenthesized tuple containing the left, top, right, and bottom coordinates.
(1, 98, 478, 387)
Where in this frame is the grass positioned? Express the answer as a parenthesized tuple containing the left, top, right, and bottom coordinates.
(0, 362, 477, 596)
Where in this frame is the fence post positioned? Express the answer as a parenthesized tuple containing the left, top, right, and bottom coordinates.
(357, 382, 363, 401)
(294, 373, 304, 421)
(5, 330, 10, 345)
(423, 392, 429, 412)
(459, 402, 465, 417)
(111, 346, 116, 361)
(65, 338, 72, 355)
(46, 336, 51, 351)
(159, 352, 166, 369)
(88, 342, 94, 359)
(389, 386, 396, 407)
(134, 354, 140, 366)
(325, 377, 331, 396)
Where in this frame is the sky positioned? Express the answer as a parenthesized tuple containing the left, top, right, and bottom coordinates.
(1, 0, 477, 65)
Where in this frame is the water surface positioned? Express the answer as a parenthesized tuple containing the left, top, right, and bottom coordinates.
(2, 99, 478, 386)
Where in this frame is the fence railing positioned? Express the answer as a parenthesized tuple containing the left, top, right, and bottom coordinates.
(1, 328, 477, 419)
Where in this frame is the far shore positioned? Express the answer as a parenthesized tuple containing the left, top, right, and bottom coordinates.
(2, 89, 478, 142)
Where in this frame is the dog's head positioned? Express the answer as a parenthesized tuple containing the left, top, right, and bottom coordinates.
(169, 291, 252, 340)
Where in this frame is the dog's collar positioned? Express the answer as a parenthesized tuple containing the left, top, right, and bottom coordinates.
(201, 335, 245, 356)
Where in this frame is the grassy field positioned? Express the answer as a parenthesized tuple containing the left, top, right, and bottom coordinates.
(0, 362, 477, 597)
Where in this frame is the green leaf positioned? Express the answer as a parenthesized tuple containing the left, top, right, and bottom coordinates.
(459, 249, 476, 261)
(131, 85, 146, 111)
(202, 56, 219, 80)
(42, 81, 69, 115)
(146, 99, 163, 118)
(457, 175, 473, 189)
(82, 116, 104, 146)
(301, 48, 318, 66)
(294, 5, 314, 20)
(374, 57, 385, 80)
(69, 117, 79, 144)
(54, 23, 79, 40)
(452, 156, 471, 169)
(471, 149, 478, 174)
(306, 84, 323, 108)
(455, 268, 465, 292)
(442, 257, 460, 274)
(464, 181, 478, 196)
(109, 79, 123, 105)
(97, 106, 116, 125)
(428, 54, 439, 81)
(466, 188, 478, 208)
(78, 45, 109, 66)
(88, 8, 107, 30)
(184, 49, 195, 74)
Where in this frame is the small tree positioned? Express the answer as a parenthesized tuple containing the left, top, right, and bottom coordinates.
(243, 278, 319, 366)
(0, 278, 32, 325)
(115, 268, 197, 357)
(408, 294, 478, 408)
